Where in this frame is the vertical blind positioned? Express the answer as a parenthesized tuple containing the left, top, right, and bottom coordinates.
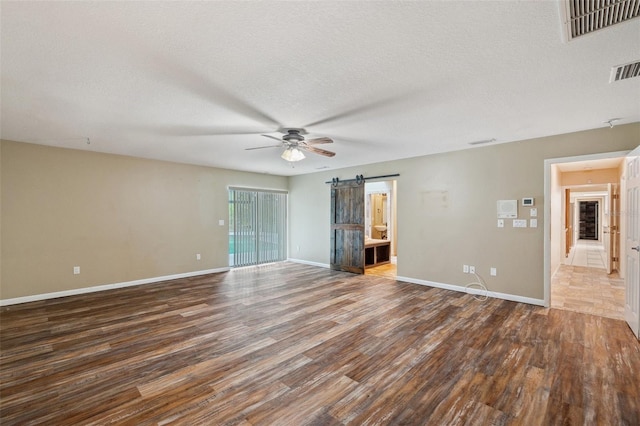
(228, 187, 287, 267)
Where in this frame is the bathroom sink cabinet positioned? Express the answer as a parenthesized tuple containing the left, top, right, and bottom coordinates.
(364, 240, 390, 268)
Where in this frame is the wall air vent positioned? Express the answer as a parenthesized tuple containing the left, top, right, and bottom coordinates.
(560, 0, 640, 41)
(610, 60, 640, 82)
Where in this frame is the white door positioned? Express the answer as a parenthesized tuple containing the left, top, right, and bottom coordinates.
(624, 145, 640, 339)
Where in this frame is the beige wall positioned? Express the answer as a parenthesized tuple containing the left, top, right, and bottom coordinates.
(1, 140, 287, 300)
(561, 168, 620, 186)
(0, 141, 2, 291)
(289, 123, 639, 300)
(3, 124, 638, 302)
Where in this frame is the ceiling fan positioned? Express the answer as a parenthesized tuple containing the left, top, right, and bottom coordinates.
(245, 128, 336, 162)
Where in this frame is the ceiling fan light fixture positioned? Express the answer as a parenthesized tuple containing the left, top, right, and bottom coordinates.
(281, 147, 305, 162)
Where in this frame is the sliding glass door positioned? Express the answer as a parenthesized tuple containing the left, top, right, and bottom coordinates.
(228, 188, 287, 267)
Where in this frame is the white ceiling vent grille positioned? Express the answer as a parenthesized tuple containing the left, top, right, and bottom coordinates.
(560, 0, 640, 41)
(610, 60, 640, 81)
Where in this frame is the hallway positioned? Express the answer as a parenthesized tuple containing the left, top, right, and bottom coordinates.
(552, 240, 624, 320)
(564, 239, 607, 269)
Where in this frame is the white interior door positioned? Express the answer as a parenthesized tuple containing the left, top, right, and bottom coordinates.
(624, 145, 640, 339)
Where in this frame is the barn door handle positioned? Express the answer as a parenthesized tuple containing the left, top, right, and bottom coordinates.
(632, 246, 640, 252)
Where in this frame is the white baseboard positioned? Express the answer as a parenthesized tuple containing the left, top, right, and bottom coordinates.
(287, 258, 330, 269)
(0, 267, 230, 306)
(4, 264, 543, 308)
(396, 275, 545, 307)
(286, 261, 544, 306)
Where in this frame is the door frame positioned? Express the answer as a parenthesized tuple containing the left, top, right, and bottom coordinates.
(577, 199, 600, 240)
(544, 150, 630, 307)
(623, 145, 640, 339)
(574, 197, 604, 241)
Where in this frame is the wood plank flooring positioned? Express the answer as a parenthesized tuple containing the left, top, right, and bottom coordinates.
(1, 262, 639, 425)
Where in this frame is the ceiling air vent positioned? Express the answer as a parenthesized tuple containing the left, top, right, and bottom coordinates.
(560, 0, 640, 41)
(610, 60, 640, 82)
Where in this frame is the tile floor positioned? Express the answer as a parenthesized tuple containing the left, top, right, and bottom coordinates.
(552, 239, 625, 320)
(563, 239, 607, 269)
(366, 262, 397, 279)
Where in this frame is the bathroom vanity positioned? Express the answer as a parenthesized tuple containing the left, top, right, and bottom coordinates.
(364, 238, 390, 268)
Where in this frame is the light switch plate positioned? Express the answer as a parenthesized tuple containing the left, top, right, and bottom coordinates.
(218, 219, 225, 226)
(513, 219, 527, 228)
(497, 219, 504, 228)
(530, 208, 537, 217)
(530, 219, 538, 228)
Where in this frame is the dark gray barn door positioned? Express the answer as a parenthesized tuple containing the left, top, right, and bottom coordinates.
(330, 180, 365, 274)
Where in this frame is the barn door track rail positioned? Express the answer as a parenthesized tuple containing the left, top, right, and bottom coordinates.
(326, 174, 399, 186)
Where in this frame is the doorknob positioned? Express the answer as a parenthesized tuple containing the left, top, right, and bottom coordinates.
(633, 246, 640, 252)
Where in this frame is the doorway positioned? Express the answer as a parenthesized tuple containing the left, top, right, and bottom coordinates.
(365, 180, 397, 279)
(545, 152, 626, 319)
(328, 177, 398, 278)
(578, 200, 599, 240)
(228, 187, 288, 267)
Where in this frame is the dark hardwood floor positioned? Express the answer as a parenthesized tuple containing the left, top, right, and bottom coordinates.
(1, 262, 639, 425)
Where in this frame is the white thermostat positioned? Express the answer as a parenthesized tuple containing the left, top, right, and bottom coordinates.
(522, 197, 534, 206)
(497, 200, 518, 218)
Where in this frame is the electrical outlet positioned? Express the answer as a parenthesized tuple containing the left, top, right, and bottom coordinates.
(490, 267, 497, 276)
(73, 266, 80, 275)
(463, 265, 469, 273)
(218, 219, 225, 226)
(469, 266, 476, 274)
(196, 253, 201, 260)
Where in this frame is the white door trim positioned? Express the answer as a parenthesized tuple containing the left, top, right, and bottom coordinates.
(544, 150, 630, 307)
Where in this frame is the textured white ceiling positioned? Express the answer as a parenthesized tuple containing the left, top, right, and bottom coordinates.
(1, 1, 639, 176)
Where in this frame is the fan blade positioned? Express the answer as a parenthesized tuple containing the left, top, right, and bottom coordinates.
(245, 144, 282, 151)
(129, 124, 274, 137)
(305, 137, 333, 145)
(303, 90, 420, 128)
(261, 134, 284, 143)
(148, 53, 281, 127)
(301, 145, 336, 157)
